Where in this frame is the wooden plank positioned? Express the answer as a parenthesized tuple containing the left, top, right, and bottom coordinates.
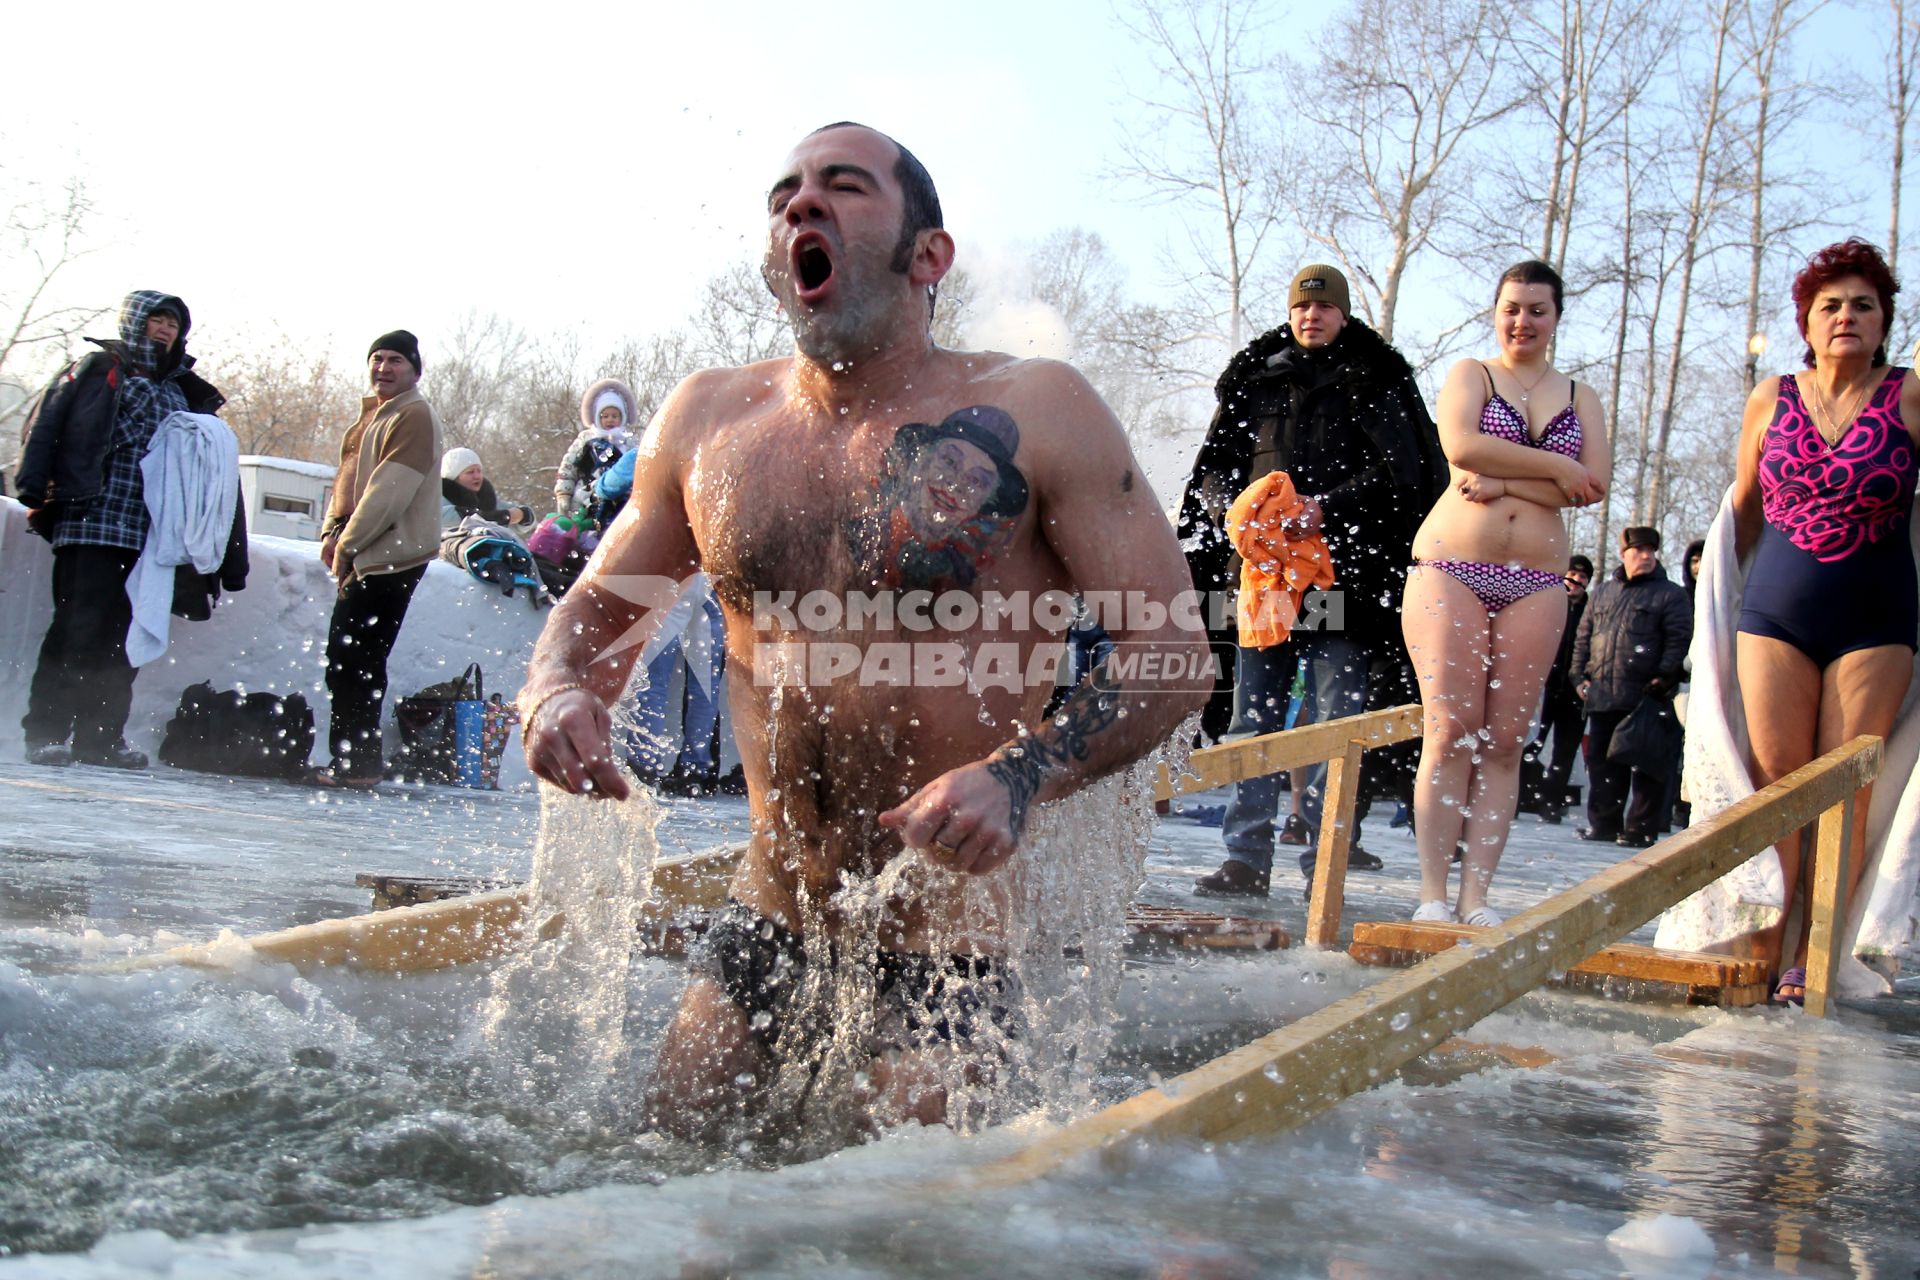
(963, 735, 1882, 1189)
(1304, 739, 1364, 948)
(1350, 921, 1770, 987)
(1349, 922, 1769, 1007)
(1803, 788, 1858, 1019)
(87, 842, 750, 975)
(1152, 704, 1422, 801)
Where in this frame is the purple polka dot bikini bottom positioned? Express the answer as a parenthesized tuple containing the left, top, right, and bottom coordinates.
(1415, 559, 1565, 614)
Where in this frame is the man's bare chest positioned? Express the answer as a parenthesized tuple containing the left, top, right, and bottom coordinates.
(689, 401, 1036, 614)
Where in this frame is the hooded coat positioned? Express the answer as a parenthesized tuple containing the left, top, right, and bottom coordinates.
(15, 291, 225, 535)
(553, 377, 639, 515)
(1177, 318, 1446, 658)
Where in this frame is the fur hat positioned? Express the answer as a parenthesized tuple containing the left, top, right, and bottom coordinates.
(1620, 526, 1661, 551)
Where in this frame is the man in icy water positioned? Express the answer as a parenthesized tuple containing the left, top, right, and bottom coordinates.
(519, 122, 1206, 1135)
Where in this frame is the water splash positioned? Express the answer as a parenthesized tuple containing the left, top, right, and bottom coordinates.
(476, 781, 665, 1128)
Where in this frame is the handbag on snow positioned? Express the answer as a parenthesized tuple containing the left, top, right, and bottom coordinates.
(158, 682, 316, 780)
(392, 662, 483, 784)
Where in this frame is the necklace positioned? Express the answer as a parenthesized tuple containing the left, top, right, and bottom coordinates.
(1501, 361, 1553, 405)
(1807, 369, 1875, 447)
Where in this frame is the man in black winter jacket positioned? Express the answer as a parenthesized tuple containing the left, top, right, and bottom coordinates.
(1180, 264, 1447, 898)
(1570, 526, 1693, 846)
(14, 291, 227, 769)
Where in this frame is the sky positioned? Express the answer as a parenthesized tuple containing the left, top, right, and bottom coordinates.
(2, 0, 1182, 373)
(0, 0, 1899, 504)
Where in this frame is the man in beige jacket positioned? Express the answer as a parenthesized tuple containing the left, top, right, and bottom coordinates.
(310, 330, 443, 786)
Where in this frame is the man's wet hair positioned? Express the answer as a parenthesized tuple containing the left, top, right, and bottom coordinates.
(808, 122, 944, 316)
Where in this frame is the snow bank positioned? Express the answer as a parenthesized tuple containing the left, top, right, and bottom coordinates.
(0, 497, 546, 787)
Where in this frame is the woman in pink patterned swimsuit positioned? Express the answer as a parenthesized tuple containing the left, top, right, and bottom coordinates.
(1732, 238, 1920, 1004)
(1401, 261, 1612, 926)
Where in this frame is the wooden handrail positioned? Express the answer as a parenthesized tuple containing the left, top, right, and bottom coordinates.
(964, 734, 1883, 1188)
(1153, 705, 1423, 801)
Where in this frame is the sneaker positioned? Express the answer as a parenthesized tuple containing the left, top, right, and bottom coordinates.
(1462, 904, 1504, 927)
(1194, 859, 1271, 899)
(26, 742, 73, 767)
(1616, 831, 1657, 849)
(1539, 805, 1565, 825)
(73, 742, 147, 770)
(1577, 827, 1620, 843)
(1277, 814, 1309, 846)
(1412, 900, 1458, 924)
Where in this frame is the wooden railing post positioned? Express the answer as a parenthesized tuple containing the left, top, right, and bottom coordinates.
(1803, 789, 1858, 1018)
(1305, 739, 1365, 948)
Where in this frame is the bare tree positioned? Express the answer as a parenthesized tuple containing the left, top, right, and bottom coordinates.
(686, 260, 790, 369)
(1736, 0, 1825, 395)
(1025, 228, 1193, 444)
(1888, 0, 1920, 349)
(0, 174, 106, 422)
(214, 339, 360, 462)
(429, 312, 584, 504)
(1642, 0, 1742, 522)
(1112, 0, 1286, 353)
(1284, 0, 1528, 346)
(1509, 0, 1675, 279)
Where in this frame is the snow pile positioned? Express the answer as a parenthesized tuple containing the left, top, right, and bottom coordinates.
(0, 497, 548, 787)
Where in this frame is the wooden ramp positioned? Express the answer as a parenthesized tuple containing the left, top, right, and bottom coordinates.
(962, 736, 1882, 1189)
(1349, 920, 1771, 1007)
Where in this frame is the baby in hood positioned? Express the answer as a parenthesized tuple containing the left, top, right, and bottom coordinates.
(553, 377, 639, 517)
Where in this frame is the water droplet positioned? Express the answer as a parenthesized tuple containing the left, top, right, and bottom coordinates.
(1389, 1011, 1412, 1032)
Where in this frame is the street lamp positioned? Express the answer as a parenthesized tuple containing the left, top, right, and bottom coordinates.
(1745, 332, 1768, 393)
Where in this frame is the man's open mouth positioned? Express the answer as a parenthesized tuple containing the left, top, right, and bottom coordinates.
(794, 236, 834, 296)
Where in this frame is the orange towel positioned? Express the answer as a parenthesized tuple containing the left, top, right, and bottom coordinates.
(1227, 471, 1336, 649)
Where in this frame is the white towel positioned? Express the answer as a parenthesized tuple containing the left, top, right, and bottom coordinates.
(126, 411, 240, 667)
(1654, 487, 1920, 995)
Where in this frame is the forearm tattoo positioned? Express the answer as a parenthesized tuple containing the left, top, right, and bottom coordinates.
(986, 660, 1123, 835)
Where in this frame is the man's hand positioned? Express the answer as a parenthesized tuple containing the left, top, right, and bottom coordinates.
(879, 759, 1024, 875)
(1577, 679, 1592, 700)
(522, 687, 631, 800)
(320, 534, 339, 573)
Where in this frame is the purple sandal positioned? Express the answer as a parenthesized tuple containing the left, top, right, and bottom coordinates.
(1772, 966, 1807, 1007)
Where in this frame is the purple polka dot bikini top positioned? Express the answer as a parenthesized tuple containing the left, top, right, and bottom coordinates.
(1760, 367, 1916, 562)
(1478, 363, 1583, 458)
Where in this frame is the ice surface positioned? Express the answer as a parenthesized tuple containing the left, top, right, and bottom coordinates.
(4, 533, 1919, 1273)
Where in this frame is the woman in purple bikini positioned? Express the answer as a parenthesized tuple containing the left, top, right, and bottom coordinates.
(1402, 261, 1611, 926)
(1733, 238, 1920, 1004)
